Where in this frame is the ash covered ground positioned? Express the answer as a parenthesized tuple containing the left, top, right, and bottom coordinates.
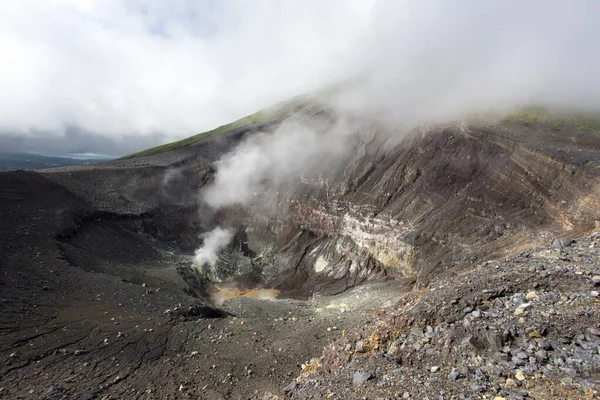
(1, 115, 600, 399)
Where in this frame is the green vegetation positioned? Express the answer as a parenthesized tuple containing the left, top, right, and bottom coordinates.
(505, 107, 600, 133)
(125, 79, 600, 161)
(121, 94, 321, 159)
(121, 111, 265, 159)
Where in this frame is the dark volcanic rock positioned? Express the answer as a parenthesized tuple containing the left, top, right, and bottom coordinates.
(291, 234, 600, 399)
(552, 237, 575, 249)
(2, 115, 600, 400)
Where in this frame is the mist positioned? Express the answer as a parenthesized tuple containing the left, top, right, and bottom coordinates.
(203, 117, 357, 209)
(193, 227, 234, 268)
(3, 1, 599, 153)
(0, 127, 165, 157)
(0, 0, 368, 146)
(190, 0, 600, 269)
(336, 1, 600, 128)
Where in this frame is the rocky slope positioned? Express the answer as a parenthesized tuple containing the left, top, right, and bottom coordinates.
(1, 107, 599, 399)
(0, 170, 401, 399)
(289, 234, 600, 399)
(40, 114, 600, 297)
(243, 120, 600, 296)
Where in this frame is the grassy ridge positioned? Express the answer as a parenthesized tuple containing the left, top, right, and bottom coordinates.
(505, 107, 600, 134)
(124, 95, 600, 160)
(121, 94, 318, 159)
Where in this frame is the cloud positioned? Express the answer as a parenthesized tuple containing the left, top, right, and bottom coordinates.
(0, 127, 165, 156)
(336, 0, 600, 128)
(0, 0, 370, 143)
(0, 0, 599, 155)
(201, 0, 600, 216)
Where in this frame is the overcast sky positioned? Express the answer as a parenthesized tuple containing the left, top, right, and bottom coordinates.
(1, 1, 598, 156)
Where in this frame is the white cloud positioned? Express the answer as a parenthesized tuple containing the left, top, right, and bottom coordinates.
(337, 0, 600, 127)
(0, 0, 371, 140)
(0, 0, 598, 149)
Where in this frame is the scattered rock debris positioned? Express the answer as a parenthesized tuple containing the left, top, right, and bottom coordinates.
(288, 234, 600, 399)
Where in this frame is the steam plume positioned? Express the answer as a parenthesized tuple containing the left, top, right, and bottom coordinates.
(191, 0, 600, 277)
(204, 117, 354, 209)
(196, 117, 357, 271)
(193, 227, 234, 268)
(203, 0, 600, 214)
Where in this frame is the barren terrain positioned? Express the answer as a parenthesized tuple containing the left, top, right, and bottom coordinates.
(1, 112, 599, 399)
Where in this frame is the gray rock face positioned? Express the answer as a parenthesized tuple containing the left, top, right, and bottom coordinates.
(283, 381, 296, 393)
(551, 238, 575, 249)
(353, 370, 376, 386)
(411, 327, 424, 338)
(292, 233, 600, 398)
(448, 368, 465, 381)
(355, 340, 366, 353)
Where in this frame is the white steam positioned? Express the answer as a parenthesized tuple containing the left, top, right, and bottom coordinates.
(197, 117, 358, 266)
(203, 1, 600, 216)
(193, 227, 233, 267)
(187, 0, 600, 275)
(204, 118, 355, 208)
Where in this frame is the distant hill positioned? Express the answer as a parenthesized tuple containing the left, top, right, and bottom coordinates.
(0, 152, 112, 171)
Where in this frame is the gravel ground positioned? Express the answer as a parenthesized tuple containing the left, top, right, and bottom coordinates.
(288, 234, 600, 400)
